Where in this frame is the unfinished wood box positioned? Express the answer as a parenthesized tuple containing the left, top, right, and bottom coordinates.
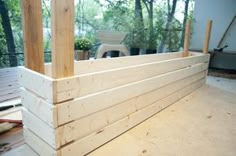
(19, 52, 210, 156)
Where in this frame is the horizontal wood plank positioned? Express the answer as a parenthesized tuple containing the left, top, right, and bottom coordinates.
(23, 128, 59, 156)
(0, 83, 20, 92)
(53, 55, 209, 102)
(44, 52, 183, 77)
(61, 80, 205, 156)
(18, 67, 54, 103)
(21, 89, 57, 128)
(57, 71, 206, 145)
(22, 66, 207, 149)
(22, 109, 58, 148)
(23, 79, 204, 155)
(61, 79, 205, 156)
(22, 70, 205, 129)
(0, 92, 21, 103)
(57, 63, 208, 125)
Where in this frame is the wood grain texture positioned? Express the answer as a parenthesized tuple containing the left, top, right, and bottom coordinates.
(57, 72, 206, 145)
(183, 20, 191, 57)
(22, 70, 206, 129)
(54, 55, 209, 101)
(203, 20, 213, 54)
(21, 89, 57, 128)
(57, 63, 208, 125)
(22, 64, 207, 149)
(21, 0, 44, 73)
(22, 109, 59, 148)
(61, 79, 205, 156)
(22, 79, 204, 156)
(44, 52, 183, 77)
(23, 128, 58, 156)
(51, 0, 74, 78)
(18, 67, 54, 103)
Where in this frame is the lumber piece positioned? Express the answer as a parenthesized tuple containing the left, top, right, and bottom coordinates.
(22, 109, 59, 148)
(20, 52, 205, 104)
(22, 71, 205, 129)
(23, 79, 204, 156)
(54, 55, 209, 102)
(22, 65, 207, 149)
(44, 52, 183, 77)
(57, 63, 208, 125)
(51, 0, 74, 78)
(21, 89, 57, 128)
(60, 79, 204, 156)
(57, 71, 206, 145)
(24, 128, 58, 156)
(73, 52, 182, 75)
(3, 144, 39, 156)
(183, 19, 191, 57)
(203, 20, 213, 54)
(18, 67, 54, 102)
(21, 0, 44, 73)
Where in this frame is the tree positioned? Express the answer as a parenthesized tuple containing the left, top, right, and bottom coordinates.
(0, 0, 17, 66)
(128, 0, 145, 48)
(180, 0, 190, 47)
(158, 0, 178, 52)
(142, 0, 156, 49)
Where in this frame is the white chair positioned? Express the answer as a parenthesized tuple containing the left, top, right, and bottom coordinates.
(96, 31, 129, 58)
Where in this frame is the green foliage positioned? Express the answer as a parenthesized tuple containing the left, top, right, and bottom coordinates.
(6, 0, 22, 52)
(74, 38, 92, 50)
(0, 0, 195, 67)
(165, 19, 182, 51)
(0, 23, 7, 67)
(102, 1, 133, 31)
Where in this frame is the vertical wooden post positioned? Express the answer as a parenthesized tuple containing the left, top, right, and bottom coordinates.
(21, 0, 44, 74)
(183, 19, 191, 57)
(51, 0, 74, 78)
(203, 20, 212, 54)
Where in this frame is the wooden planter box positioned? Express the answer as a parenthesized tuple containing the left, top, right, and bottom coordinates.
(19, 52, 209, 156)
(19, 1, 212, 154)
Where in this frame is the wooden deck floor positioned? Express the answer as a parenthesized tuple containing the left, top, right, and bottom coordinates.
(0, 67, 21, 105)
(2, 76, 236, 156)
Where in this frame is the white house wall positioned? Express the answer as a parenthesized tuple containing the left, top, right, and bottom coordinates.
(191, 0, 236, 52)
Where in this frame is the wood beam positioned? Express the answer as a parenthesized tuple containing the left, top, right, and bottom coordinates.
(51, 0, 74, 78)
(203, 20, 212, 54)
(21, 0, 44, 74)
(183, 19, 191, 57)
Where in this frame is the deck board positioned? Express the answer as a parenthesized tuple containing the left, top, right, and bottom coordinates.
(0, 67, 21, 104)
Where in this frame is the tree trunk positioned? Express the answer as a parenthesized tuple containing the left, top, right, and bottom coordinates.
(0, 0, 17, 66)
(142, 0, 155, 49)
(148, 1, 154, 49)
(181, 0, 190, 47)
(134, 0, 144, 48)
(135, 0, 144, 26)
(158, 0, 177, 53)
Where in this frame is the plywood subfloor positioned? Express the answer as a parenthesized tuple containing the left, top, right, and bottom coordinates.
(2, 76, 236, 156)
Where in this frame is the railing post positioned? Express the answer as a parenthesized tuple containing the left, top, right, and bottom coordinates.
(203, 20, 212, 54)
(183, 19, 191, 57)
(51, 0, 74, 78)
(21, 0, 44, 74)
